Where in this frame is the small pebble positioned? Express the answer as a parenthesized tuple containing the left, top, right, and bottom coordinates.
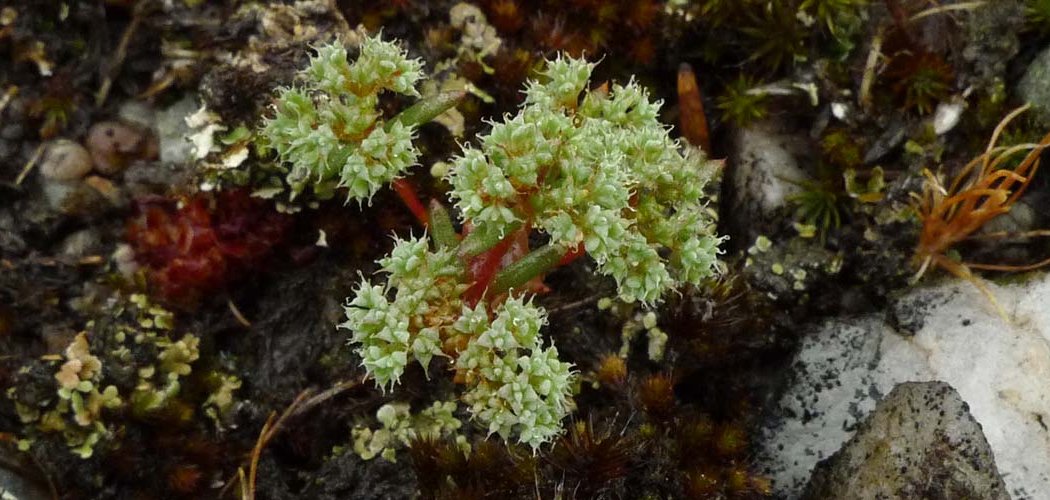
(40, 139, 93, 181)
(43, 179, 113, 216)
(83, 175, 124, 206)
(112, 243, 139, 279)
(86, 120, 158, 176)
(1, 123, 23, 140)
(59, 229, 103, 259)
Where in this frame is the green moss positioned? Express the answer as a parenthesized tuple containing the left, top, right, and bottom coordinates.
(1026, 0, 1050, 33)
(716, 75, 769, 127)
(6, 293, 238, 459)
(788, 179, 844, 241)
(738, 3, 808, 71)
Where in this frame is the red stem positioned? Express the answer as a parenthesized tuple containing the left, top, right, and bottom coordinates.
(463, 233, 516, 306)
(558, 244, 584, 266)
(391, 178, 429, 226)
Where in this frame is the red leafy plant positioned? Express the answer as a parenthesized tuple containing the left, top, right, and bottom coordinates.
(126, 189, 292, 306)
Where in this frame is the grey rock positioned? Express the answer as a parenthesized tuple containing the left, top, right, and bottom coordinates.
(42, 179, 109, 216)
(59, 228, 103, 259)
(117, 100, 156, 131)
(743, 235, 842, 303)
(862, 118, 907, 165)
(981, 199, 1036, 236)
(727, 119, 812, 239)
(803, 381, 1009, 500)
(0, 448, 50, 500)
(960, 0, 1022, 89)
(760, 277, 1050, 499)
(1019, 45, 1050, 126)
(0, 211, 27, 255)
(123, 161, 191, 199)
(155, 95, 200, 166)
(1, 123, 24, 140)
(758, 315, 888, 497)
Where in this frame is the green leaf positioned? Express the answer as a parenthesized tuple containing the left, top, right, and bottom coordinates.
(428, 200, 459, 250)
(457, 220, 523, 258)
(489, 244, 566, 296)
(388, 91, 467, 130)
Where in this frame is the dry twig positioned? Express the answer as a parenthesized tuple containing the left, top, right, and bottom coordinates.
(220, 377, 365, 499)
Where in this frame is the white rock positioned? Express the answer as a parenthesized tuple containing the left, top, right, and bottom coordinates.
(728, 120, 811, 237)
(155, 95, 201, 165)
(830, 102, 849, 121)
(118, 100, 156, 130)
(760, 275, 1050, 499)
(932, 99, 965, 135)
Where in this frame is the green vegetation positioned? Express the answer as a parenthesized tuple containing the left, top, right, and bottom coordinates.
(342, 55, 725, 449)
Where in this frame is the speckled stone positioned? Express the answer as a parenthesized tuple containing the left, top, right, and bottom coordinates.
(759, 276, 1050, 500)
(803, 381, 1009, 500)
(726, 119, 812, 241)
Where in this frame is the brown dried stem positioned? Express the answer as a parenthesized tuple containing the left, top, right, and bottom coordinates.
(913, 103, 1050, 318)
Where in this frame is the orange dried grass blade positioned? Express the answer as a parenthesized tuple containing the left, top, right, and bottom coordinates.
(943, 104, 1030, 200)
(966, 256, 1050, 272)
(979, 103, 1030, 176)
(948, 149, 1030, 219)
(911, 106, 1050, 322)
(934, 117, 1050, 237)
(965, 229, 1050, 241)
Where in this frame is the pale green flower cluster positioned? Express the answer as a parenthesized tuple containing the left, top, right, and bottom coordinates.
(260, 35, 424, 202)
(341, 55, 725, 450)
(454, 298, 574, 450)
(341, 235, 466, 390)
(448, 56, 725, 303)
(341, 237, 576, 449)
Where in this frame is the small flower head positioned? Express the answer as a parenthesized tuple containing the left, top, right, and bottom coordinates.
(260, 34, 426, 203)
(341, 235, 466, 390)
(455, 297, 575, 450)
(448, 55, 726, 304)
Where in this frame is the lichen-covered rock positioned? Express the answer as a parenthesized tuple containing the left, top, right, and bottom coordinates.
(6, 292, 238, 460)
(759, 275, 1050, 499)
(802, 381, 1009, 500)
(958, 0, 1022, 89)
(743, 235, 843, 304)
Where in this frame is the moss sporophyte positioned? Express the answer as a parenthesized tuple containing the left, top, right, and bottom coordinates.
(261, 35, 725, 449)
